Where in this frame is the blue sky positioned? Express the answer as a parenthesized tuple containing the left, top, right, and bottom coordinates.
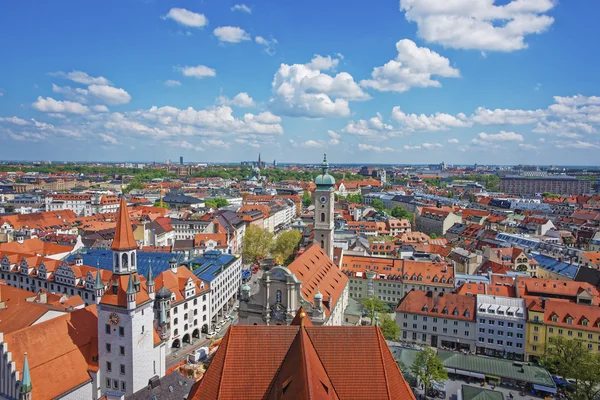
(1, 0, 599, 165)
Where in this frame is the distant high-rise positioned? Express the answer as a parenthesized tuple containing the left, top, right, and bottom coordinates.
(180, 156, 184, 165)
(273, 159, 277, 167)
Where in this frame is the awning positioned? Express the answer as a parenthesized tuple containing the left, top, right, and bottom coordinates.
(452, 369, 485, 379)
(533, 384, 557, 394)
(552, 376, 568, 386)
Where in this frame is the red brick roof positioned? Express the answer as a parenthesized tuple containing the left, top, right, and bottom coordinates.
(189, 323, 415, 400)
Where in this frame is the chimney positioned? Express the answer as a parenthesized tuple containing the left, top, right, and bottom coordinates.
(39, 291, 47, 304)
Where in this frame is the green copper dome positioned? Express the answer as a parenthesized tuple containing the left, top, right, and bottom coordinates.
(314, 153, 335, 188)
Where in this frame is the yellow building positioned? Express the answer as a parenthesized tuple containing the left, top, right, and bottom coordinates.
(526, 297, 600, 362)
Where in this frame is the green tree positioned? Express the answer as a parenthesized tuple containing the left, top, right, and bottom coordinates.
(206, 198, 229, 208)
(346, 194, 364, 204)
(153, 201, 168, 209)
(371, 199, 386, 212)
(272, 230, 302, 265)
(391, 206, 413, 222)
(361, 296, 386, 325)
(123, 181, 144, 193)
(380, 313, 400, 340)
(573, 353, 600, 400)
(242, 225, 274, 264)
(429, 233, 438, 239)
(302, 191, 312, 207)
(410, 348, 448, 395)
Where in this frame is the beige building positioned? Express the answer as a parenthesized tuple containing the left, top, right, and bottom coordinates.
(415, 206, 462, 236)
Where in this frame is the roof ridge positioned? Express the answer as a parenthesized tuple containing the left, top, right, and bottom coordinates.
(264, 326, 301, 397)
(304, 327, 342, 399)
(374, 326, 393, 399)
(215, 327, 232, 399)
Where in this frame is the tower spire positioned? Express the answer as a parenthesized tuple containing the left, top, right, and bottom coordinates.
(111, 197, 137, 252)
(21, 352, 32, 397)
(321, 152, 328, 175)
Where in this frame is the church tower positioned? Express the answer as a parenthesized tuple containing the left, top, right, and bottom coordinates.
(313, 153, 335, 260)
(98, 197, 160, 398)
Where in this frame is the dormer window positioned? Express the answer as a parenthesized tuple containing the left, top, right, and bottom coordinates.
(442, 307, 448, 314)
(582, 319, 589, 327)
(422, 305, 428, 312)
(452, 309, 458, 316)
(567, 317, 573, 325)
(551, 315, 558, 323)
(464, 310, 470, 318)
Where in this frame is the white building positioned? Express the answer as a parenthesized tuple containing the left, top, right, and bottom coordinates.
(45, 193, 93, 216)
(476, 294, 526, 360)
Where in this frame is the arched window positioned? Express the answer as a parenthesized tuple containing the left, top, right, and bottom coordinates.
(114, 253, 119, 267)
(321, 240, 325, 249)
(276, 290, 282, 303)
(320, 213, 325, 222)
(130, 252, 135, 267)
(122, 253, 128, 269)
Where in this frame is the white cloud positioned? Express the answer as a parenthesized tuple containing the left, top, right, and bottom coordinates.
(361, 39, 459, 93)
(358, 143, 394, 152)
(217, 92, 255, 107)
(32, 96, 89, 114)
(50, 70, 111, 85)
(0, 116, 29, 125)
(472, 131, 524, 145)
(470, 107, 543, 125)
(400, 0, 556, 52)
(255, 36, 278, 55)
(422, 142, 443, 149)
(518, 143, 537, 150)
(88, 84, 131, 105)
(100, 133, 119, 145)
(556, 132, 582, 139)
(92, 105, 110, 113)
(269, 61, 369, 118)
(202, 139, 229, 148)
(231, 4, 252, 14)
(52, 84, 89, 103)
(164, 80, 181, 87)
(213, 26, 251, 43)
(533, 120, 596, 135)
(553, 94, 600, 106)
(343, 113, 397, 137)
(554, 141, 600, 149)
(168, 140, 204, 152)
(162, 8, 208, 28)
(391, 106, 470, 131)
(2, 129, 48, 142)
(448, 138, 459, 144)
(306, 54, 341, 71)
(328, 130, 341, 145)
(178, 65, 216, 78)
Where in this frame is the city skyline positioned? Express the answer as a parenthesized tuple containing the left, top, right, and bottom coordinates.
(1, 1, 600, 165)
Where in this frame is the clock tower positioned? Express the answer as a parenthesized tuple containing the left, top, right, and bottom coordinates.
(97, 197, 162, 398)
(313, 153, 335, 260)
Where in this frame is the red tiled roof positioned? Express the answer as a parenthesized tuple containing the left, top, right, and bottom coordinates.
(4, 305, 98, 400)
(111, 197, 138, 251)
(189, 323, 414, 400)
(287, 244, 348, 317)
(397, 290, 475, 321)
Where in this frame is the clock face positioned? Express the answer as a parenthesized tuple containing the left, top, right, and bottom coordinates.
(319, 195, 328, 204)
(108, 312, 120, 326)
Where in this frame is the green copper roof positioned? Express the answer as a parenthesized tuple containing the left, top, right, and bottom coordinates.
(126, 273, 136, 295)
(94, 263, 104, 290)
(314, 153, 335, 187)
(21, 353, 32, 393)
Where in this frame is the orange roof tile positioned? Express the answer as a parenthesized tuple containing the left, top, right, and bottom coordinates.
(397, 291, 475, 322)
(287, 244, 348, 317)
(4, 305, 98, 399)
(111, 197, 138, 251)
(189, 324, 414, 400)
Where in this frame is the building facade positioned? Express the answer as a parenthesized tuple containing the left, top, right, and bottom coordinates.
(500, 176, 591, 195)
(476, 295, 526, 361)
(396, 291, 476, 351)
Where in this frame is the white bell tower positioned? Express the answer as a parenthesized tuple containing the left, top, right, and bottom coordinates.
(313, 153, 335, 260)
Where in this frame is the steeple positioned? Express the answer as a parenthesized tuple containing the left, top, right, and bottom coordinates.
(112, 197, 137, 251)
(321, 152, 328, 175)
(20, 352, 32, 400)
(147, 262, 155, 299)
(126, 273, 136, 309)
(94, 262, 104, 304)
